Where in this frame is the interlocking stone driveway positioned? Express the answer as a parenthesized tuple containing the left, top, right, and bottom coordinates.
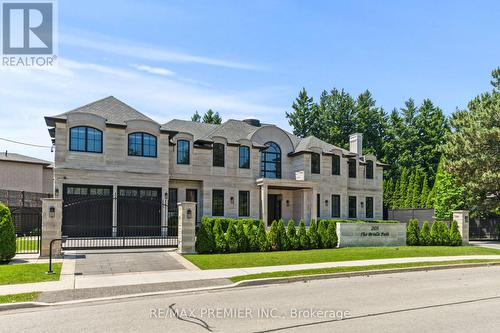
(74, 249, 185, 275)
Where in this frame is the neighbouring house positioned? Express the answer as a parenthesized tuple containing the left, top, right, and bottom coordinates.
(45, 96, 384, 238)
(0, 151, 53, 207)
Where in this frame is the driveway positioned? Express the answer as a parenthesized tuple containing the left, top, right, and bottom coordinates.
(470, 240, 500, 250)
(72, 248, 186, 275)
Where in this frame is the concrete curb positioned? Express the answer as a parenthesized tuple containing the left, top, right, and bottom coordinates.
(1, 261, 499, 312)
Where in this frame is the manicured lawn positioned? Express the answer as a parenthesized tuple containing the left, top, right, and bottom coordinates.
(0, 263, 62, 285)
(229, 259, 500, 282)
(184, 246, 500, 269)
(0, 292, 40, 304)
(16, 237, 39, 252)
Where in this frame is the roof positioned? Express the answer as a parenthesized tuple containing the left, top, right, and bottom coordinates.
(0, 152, 52, 166)
(45, 96, 157, 127)
(293, 135, 349, 155)
(161, 119, 219, 141)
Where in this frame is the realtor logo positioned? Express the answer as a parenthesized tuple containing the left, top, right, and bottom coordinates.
(1, 1, 57, 66)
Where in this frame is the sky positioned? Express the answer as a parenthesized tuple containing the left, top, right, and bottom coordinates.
(0, 0, 499, 161)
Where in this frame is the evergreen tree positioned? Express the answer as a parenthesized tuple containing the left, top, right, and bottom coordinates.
(404, 170, 416, 208)
(406, 219, 420, 246)
(236, 221, 249, 252)
(191, 111, 201, 122)
(202, 109, 222, 124)
(195, 218, 215, 254)
(286, 220, 299, 250)
(383, 178, 394, 209)
(307, 219, 320, 249)
(317, 220, 329, 248)
(256, 221, 269, 252)
(449, 220, 462, 246)
(286, 88, 318, 138)
(297, 219, 309, 250)
(354, 90, 387, 158)
(392, 179, 400, 209)
(277, 219, 290, 251)
(419, 175, 430, 208)
(396, 167, 409, 208)
(326, 221, 338, 248)
(245, 224, 258, 252)
(226, 221, 239, 253)
(213, 220, 227, 253)
(268, 220, 280, 251)
(0, 203, 16, 262)
(411, 169, 422, 208)
(419, 221, 432, 246)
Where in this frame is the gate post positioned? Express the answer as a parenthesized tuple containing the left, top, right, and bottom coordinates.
(41, 198, 63, 257)
(453, 210, 469, 246)
(177, 202, 196, 254)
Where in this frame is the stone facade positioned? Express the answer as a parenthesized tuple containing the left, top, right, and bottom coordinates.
(46, 96, 384, 230)
(336, 222, 407, 247)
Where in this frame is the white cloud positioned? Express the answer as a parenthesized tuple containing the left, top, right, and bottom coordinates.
(0, 58, 285, 162)
(131, 64, 175, 76)
(60, 32, 262, 70)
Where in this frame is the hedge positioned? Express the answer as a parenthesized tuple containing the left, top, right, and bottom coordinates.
(404, 219, 462, 247)
(0, 203, 16, 262)
(195, 216, 340, 254)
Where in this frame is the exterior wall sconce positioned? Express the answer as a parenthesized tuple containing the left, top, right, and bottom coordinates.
(187, 209, 192, 219)
(49, 206, 55, 218)
(286, 200, 290, 207)
(360, 202, 364, 208)
(55, 188, 59, 197)
(230, 196, 234, 205)
(325, 199, 328, 206)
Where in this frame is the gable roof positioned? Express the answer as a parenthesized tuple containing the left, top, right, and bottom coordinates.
(161, 119, 219, 141)
(45, 96, 157, 127)
(293, 135, 350, 155)
(0, 152, 52, 166)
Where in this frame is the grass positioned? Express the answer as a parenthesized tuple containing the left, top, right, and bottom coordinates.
(184, 246, 500, 270)
(0, 292, 40, 304)
(16, 237, 39, 252)
(229, 259, 500, 282)
(0, 263, 62, 285)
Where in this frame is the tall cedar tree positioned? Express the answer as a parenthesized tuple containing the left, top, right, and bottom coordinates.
(286, 88, 318, 138)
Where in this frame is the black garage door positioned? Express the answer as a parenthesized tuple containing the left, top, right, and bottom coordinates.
(117, 187, 162, 236)
(62, 184, 113, 237)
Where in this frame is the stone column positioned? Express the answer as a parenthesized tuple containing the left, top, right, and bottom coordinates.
(311, 188, 318, 223)
(453, 210, 469, 245)
(177, 202, 197, 254)
(261, 185, 268, 226)
(41, 198, 63, 257)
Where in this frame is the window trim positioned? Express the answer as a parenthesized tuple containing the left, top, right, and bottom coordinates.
(332, 154, 341, 175)
(69, 126, 103, 153)
(212, 143, 225, 167)
(127, 132, 157, 158)
(212, 189, 224, 217)
(239, 145, 250, 169)
(176, 139, 190, 165)
(366, 160, 374, 179)
(348, 159, 357, 178)
(238, 190, 250, 217)
(331, 194, 341, 218)
(311, 153, 321, 174)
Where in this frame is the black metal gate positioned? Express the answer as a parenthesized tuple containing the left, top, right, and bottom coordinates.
(61, 185, 178, 249)
(11, 207, 41, 254)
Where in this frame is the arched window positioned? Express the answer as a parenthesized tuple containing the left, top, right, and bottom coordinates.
(69, 126, 102, 153)
(128, 132, 157, 157)
(177, 140, 190, 165)
(311, 153, 321, 174)
(366, 160, 374, 179)
(260, 142, 281, 178)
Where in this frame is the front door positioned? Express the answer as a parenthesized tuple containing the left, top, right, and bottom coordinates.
(267, 194, 282, 225)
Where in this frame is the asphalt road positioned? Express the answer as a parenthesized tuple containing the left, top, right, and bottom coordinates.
(3, 266, 500, 333)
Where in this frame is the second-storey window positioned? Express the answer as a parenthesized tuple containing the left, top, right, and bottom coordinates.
(177, 140, 190, 165)
(128, 132, 157, 157)
(348, 159, 357, 178)
(332, 154, 341, 175)
(69, 126, 102, 153)
(213, 143, 225, 167)
(311, 153, 321, 174)
(212, 190, 224, 216)
(366, 160, 374, 179)
(239, 146, 250, 169)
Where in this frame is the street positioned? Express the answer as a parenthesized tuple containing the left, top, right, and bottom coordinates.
(2, 266, 500, 332)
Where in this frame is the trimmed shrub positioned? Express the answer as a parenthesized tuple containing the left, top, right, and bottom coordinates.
(297, 219, 309, 250)
(307, 219, 320, 249)
(449, 220, 462, 246)
(268, 220, 279, 251)
(326, 221, 338, 248)
(213, 220, 227, 253)
(0, 203, 16, 263)
(226, 221, 239, 253)
(430, 221, 450, 246)
(317, 220, 329, 248)
(257, 220, 269, 252)
(245, 224, 259, 252)
(236, 221, 249, 252)
(406, 219, 420, 246)
(195, 217, 215, 254)
(419, 221, 432, 246)
(440, 222, 450, 246)
(277, 219, 290, 251)
(286, 220, 299, 250)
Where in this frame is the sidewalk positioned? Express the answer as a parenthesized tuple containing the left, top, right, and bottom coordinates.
(2, 254, 500, 297)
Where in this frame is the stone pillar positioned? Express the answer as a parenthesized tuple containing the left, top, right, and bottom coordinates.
(311, 188, 318, 223)
(453, 210, 469, 245)
(41, 198, 63, 257)
(261, 185, 268, 226)
(177, 202, 197, 254)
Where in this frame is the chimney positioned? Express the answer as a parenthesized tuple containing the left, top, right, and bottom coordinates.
(349, 133, 363, 155)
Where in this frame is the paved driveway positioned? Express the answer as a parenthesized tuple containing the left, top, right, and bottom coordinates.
(470, 240, 500, 249)
(73, 249, 185, 275)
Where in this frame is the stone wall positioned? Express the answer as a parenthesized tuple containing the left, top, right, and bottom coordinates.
(336, 222, 407, 247)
